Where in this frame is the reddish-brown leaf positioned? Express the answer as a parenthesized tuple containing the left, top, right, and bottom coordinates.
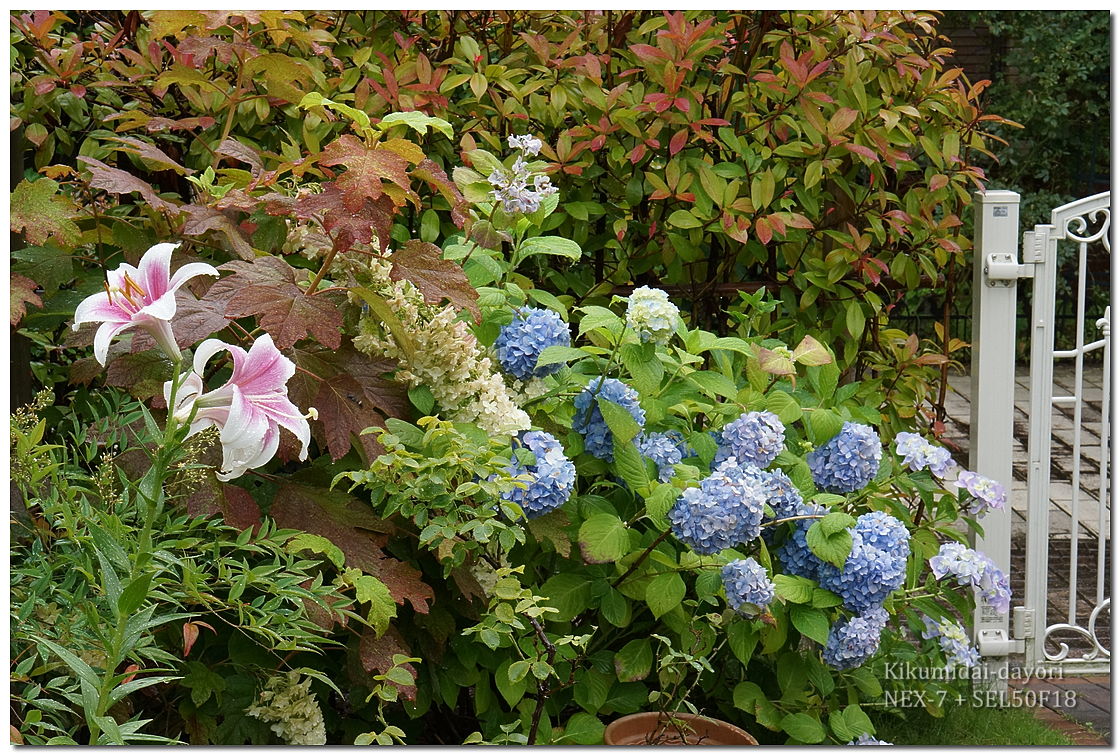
(10, 273, 42, 327)
(207, 257, 342, 349)
(131, 290, 230, 353)
(293, 186, 396, 253)
(78, 156, 179, 213)
(181, 621, 215, 658)
(319, 134, 415, 212)
(109, 136, 193, 175)
(216, 138, 263, 178)
(359, 626, 417, 700)
(186, 479, 262, 532)
(289, 342, 410, 461)
(389, 240, 480, 322)
(271, 482, 432, 614)
(105, 351, 176, 401)
(411, 158, 468, 227)
(180, 204, 254, 260)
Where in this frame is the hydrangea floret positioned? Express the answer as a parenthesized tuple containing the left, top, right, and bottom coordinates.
(713, 410, 786, 469)
(493, 306, 571, 380)
(853, 510, 911, 562)
(625, 286, 680, 345)
(499, 431, 576, 519)
(634, 431, 684, 482)
(721, 557, 775, 616)
(354, 258, 529, 437)
(764, 468, 804, 521)
(894, 431, 956, 477)
(808, 422, 882, 493)
(921, 615, 981, 669)
(668, 458, 766, 555)
(572, 377, 645, 461)
(956, 470, 1008, 516)
(823, 607, 889, 670)
(848, 733, 893, 745)
(777, 501, 830, 579)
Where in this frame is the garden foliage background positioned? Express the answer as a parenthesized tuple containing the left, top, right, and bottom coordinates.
(7, 10, 1066, 746)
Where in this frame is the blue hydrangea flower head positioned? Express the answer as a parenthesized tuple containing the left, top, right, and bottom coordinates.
(808, 422, 882, 493)
(635, 431, 684, 482)
(764, 468, 803, 521)
(929, 542, 1011, 614)
(713, 410, 786, 469)
(572, 377, 645, 461)
(668, 459, 767, 554)
(956, 470, 1008, 517)
(848, 734, 893, 745)
(722, 558, 775, 616)
(818, 532, 907, 614)
(494, 306, 571, 380)
(625, 286, 680, 345)
(854, 511, 911, 562)
(921, 616, 980, 669)
(499, 430, 576, 518)
(894, 431, 957, 477)
(823, 607, 889, 670)
(777, 501, 831, 580)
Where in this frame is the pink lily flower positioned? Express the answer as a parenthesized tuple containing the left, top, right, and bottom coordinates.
(72, 242, 219, 365)
(165, 333, 312, 481)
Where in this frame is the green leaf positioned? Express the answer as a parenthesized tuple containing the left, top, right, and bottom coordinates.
(560, 713, 605, 745)
(286, 533, 345, 568)
(733, 681, 766, 713)
(535, 344, 587, 368)
(508, 660, 531, 684)
(621, 342, 663, 396)
(806, 522, 853, 569)
(806, 408, 844, 446)
(516, 236, 582, 263)
(667, 209, 702, 229)
(841, 704, 875, 737)
(848, 667, 883, 698)
(539, 573, 591, 622)
(772, 574, 815, 603)
(614, 638, 653, 682)
(686, 370, 740, 401)
(117, 572, 153, 617)
(578, 514, 630, 563)
(599, 587, 632, 628)
(727, 621, 759, 666)
(32, 636, 100, 690)
(818, 512, 856, 537)
(577, 305, 621, 336)
(574, 669, 612, 714)
(645, 572, 685, 619)
(781, 712, 826, 743)
(378, 111, 454, 139)
(810, 588, 843, 608)
(765, 390, 803, 423)
(789, 604, 830, 645)
(597, 396, 641, 445)
(643, 484, 677, 525)
(792, 335, 833, 366)
(613, 437, 652, 491)
(845, 300, 865, 338)
(829, 709, 855, 742)
(494, 660, 527, 708)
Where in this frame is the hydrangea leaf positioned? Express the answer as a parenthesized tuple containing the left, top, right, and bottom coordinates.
(789, 604, 830, 645)
(727, 621, 759, 666)
(597, 397, 642, 445)
(612, 439, 651, 491)
(772, 574, 815, 604)
(792, 334, 833, 366)
(559, 713, 605, 746)
(613, 638, 653, 682)
(598, 588, 631, 628)
(578, 513, 629, 563)
(514, 236, 582, 264)
(535, 344, 587, 368)
(805, 521, 852, 569)
(645, 572, 685, 618)
(780, 712, 826, 744)
(538, 573, 591, 622)
(10, 179, 82, 246)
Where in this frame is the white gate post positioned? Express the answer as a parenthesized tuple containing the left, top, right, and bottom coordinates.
(968, 190, 1022, 684)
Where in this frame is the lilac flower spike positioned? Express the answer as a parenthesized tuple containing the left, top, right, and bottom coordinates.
(167, 333, 311, 481)
(72, 242, 219, 364)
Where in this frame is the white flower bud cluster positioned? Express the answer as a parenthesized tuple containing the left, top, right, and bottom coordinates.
(354, 259, 530, 437)
(283, 221, 369, 281)
(246, 671, 327, 746)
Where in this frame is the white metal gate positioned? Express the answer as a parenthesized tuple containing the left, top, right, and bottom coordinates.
(970, 190, 1112, 675)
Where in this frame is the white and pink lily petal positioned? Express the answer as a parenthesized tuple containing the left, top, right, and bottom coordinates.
(165, 334, 312, 481)
(73, 242, 219, 365)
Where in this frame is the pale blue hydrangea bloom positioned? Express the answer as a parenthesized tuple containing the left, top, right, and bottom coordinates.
(713, 410, 786, 469)
(929, 542, 1011, 614)
(635, 431, 684, 482)
(721, 557, 775, 616)
(823, 607, 889, 670)
(507, 134, 543, 156)
(765, 468, 803, 521)
(572, 377, 645, 461)
(808, 422, 882, 493)
(625, 286, 680, 345)
(489, 138, 556, 214)
(956, 470, 1008, 516)
(777, 501, 830, 579)
(494, 307, 571, 380)
(668, 458, 767, 555)
(854, 510, 911, 561)
(818, 531, 907, 614)
(500, 431, 576, 519)
(921, 615, 981, 669)
(848, 733, 893, 745)
(894, 431, 957, 477)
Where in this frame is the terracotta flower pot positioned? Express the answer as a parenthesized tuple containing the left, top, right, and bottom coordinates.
(603, 712, 758, 746)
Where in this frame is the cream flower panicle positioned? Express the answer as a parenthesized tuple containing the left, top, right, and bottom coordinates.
(72, 242, 219, 365)
(165, 333, 311, 481)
